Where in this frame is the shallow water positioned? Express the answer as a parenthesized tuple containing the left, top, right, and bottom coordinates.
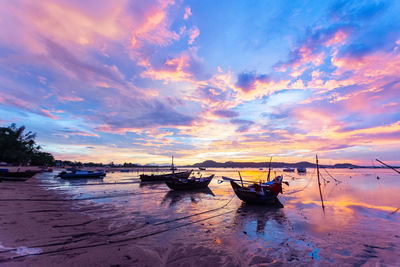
(41, 168, 400, 265)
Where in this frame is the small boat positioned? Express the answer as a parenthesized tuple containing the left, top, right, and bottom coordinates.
(58, 170, 106, 179)
(297, 167, 307, 173)
(223, 175, 286, 206)
(120, 169, 130, 172)
(140, 156, 191, 182)
(165, 174, 215, 190)
(0, 169, 39, 182)
(199, 167, 206, 171)
(283, 168, 295, 172)
(140, 170, 192, 182)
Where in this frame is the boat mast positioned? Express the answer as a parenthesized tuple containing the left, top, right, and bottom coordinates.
(376, 159, 400, 174)
(171, 156, 175, 173)
(316, 154, 325, 211)
(267, 156, 272, 181)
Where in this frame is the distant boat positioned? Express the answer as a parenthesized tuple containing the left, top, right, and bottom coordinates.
(0, 169, 39, 182)
(165, 174, 214, 190)
(58, 170, 106, 179)
(140, 156, 191, 182)
(223, 176, 285, 206)
(297, 167, 307, 173)
(283, 168, 295, 172)
(199, 167, 206, 170)
(140, 170, 192, 182)
(120, 169, 130, 172)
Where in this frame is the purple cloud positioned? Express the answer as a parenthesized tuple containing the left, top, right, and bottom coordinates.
(213, 109, 239, 118)
(235, 72, 269, 92)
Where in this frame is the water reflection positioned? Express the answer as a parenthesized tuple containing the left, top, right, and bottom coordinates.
(161, 188, 215, 207)
(139, 180, 165, 188)
(36, 168, 400, 265)
(233, 202, 289, 237)
(58, 177, 105, 186)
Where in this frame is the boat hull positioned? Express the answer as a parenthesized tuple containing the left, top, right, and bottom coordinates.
(230, 181, 281, 206)
(283, 168, 295, 172)
(0, 171, 38, 181)
(297, 167, 307, 173)
(140, 171, 191, 182)
(165, 175, 214, 190)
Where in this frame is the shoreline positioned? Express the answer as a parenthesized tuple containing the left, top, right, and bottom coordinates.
(0, 174, 160, 266)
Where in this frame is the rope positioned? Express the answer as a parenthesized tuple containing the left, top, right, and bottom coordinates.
(284, 168, 315, 195)
(322, 168, 342, 184)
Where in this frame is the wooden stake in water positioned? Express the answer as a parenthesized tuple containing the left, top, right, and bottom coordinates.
(316, 154, 325, 211)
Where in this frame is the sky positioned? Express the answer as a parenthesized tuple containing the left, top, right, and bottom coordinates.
(0, 0, 400, 165)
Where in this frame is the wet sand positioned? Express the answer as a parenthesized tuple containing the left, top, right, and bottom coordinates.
(0, 173, 242, 266)
(0, 175, 142, 266)
(1, 169, 400, 266)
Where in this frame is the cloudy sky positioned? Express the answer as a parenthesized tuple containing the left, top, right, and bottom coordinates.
(1, 0, 399, 165)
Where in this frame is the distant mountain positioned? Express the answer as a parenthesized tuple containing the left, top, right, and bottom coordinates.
(186, 160, 362, 169)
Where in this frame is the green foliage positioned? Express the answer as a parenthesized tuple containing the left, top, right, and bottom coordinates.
(30, 152, 55, 166)
(0, 123, 54, 165)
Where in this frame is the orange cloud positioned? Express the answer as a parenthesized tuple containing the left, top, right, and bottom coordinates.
(140, 53, 193, 83)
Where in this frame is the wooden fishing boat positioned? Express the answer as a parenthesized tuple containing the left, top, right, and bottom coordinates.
(165, 174, 214, 190)
(58, 170, 106, 179)
(224, 176, 285, 205)
(0, 169, 39, 181)
(199, 167, 206, 170)
(297, 167, 307, 173)
(140, 170, 192, 182)
(140, 156, 192, 182)
(283, 168, 295, 172)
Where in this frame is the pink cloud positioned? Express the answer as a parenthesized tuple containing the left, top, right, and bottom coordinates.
(325, 30, 348, 46)
(188, 26, 200, 45)
(183, 7, 192, 20)
(140, 53, 195, 84)
(40, 109, 59, 120)
(58, 95, 84, 102)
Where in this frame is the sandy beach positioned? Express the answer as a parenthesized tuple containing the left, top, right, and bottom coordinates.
(0, 174, 169, 267)
(0, 171, 248, 267)
(1, 169, 400, 266)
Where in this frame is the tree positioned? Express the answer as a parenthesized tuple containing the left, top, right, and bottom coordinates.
(30, 152, 55, 166)
(0, 123, 54, 165)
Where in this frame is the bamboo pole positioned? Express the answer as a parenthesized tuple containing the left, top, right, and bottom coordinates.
(316, 154, 325, 211)
(238, 171, 244, 187)
(376, 159, 400, 174)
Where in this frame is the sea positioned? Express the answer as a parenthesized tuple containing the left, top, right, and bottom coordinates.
(40, 168, 400, 266)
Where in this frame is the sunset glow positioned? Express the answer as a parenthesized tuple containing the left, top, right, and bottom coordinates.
(1, 1, 399, 164)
